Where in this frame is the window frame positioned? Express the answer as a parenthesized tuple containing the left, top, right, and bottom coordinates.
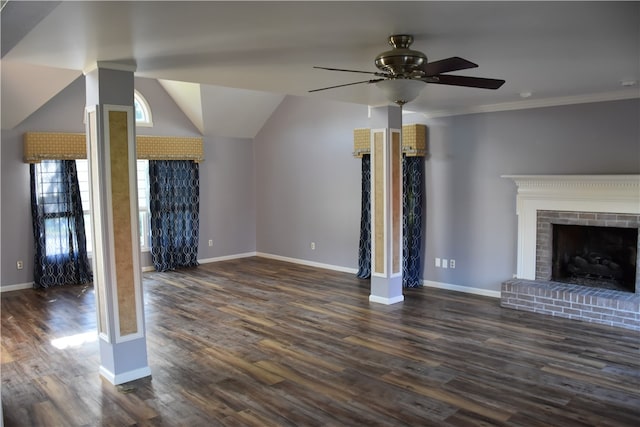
(76, 159, 151, 253)
(134, 90, 153, 127)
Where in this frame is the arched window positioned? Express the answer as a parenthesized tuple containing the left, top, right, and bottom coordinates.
(134, 90, 153, 127)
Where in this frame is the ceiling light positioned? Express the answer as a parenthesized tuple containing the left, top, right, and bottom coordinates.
(620, 80, 637, 87)
(375, 79, 425, 106)
(519, 91, 532, 98)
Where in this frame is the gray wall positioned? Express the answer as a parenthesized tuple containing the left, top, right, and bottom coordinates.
(197, 134, 256, 259)
(1, 75, 257, 287)
(254, 96, 369, 267)
(255, 97, 640, 291)
(2, 74, 638, 294)
(1, 75, 87, 287)
(412, 99, 639, 290)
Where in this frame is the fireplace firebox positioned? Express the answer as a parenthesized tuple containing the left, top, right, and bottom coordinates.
(552, 224, 638, 292)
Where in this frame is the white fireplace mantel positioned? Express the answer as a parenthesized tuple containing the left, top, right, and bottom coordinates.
(502, 174, 640, 280)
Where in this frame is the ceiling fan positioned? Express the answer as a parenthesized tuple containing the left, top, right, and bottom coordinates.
(310, 34, 505, 106)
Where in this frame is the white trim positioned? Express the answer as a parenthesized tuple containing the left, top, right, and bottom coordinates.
(371, 128, 387, 277)
(86, 104, 111, 341)
(369, 294, 405, 305)
(143, 252, 347, 272)
(84, 61, 137, 75)
(134, 90, 153, 127)
(502, 174, 640, 280)
(0, 261, 502, 301)
(423, 89, 639, 119)
(255, 252, 358, 274)
(198, 252, 258, 265)
(422, 280, 501, 298)
(0, 282, 33, 293)
(102, 105, 145, 344)
(99, 365, 151, 386)
(390, 127, 403, 276)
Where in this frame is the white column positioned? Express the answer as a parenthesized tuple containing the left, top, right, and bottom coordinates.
(85, 62, 150, 385)
(369, 106, 404, 304)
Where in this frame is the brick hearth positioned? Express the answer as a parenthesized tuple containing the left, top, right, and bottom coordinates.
(501, 279, 640, 331)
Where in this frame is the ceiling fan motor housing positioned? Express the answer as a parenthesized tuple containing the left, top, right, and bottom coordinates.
(374, 34, 427, 76)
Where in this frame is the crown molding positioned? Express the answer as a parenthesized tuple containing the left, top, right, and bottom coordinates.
(83, 61, 137, 75)
(422, 89, 639, 119)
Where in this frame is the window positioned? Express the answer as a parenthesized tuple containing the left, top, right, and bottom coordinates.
(30, 160, 92, 287)
(76, 159, 151, 252)
(75, 90, 153, 252)
(70, 91, 153, 253)
(136, 160, 151, 250)
(134, 90, 153, 127)
(75, 159, 92, 252)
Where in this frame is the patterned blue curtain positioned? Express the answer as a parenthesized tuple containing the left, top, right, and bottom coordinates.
(30, 160, 92, 288)
(356, 154, 424, 287)
(402, 155, 424, 288)
(149, 160, 200, 272)
(356, 154, 372, 279)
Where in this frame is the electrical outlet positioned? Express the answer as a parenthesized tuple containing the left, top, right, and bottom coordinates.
(16, 260, 24, 270)
(310, 242, 316, 250)
(435, 257, 441, 267)
(450, 259, 456, 269)
(442, 259, 448, 269)
(208, 239, 213, 247)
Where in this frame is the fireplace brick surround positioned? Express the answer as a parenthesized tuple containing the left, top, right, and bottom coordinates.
(501, 175, 640, 331)
(535, 210, 640, 290)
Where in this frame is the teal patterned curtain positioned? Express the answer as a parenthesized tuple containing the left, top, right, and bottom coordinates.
(356, 154, 372, 279)
(402, 155, 424, 288)
(356, 154, 424, 287)
(149, 160, 200, 272)
(30, 160, 92, 288)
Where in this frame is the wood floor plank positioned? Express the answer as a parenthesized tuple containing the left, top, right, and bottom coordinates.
(2, 256, 639, 426)
(343, 334, 442, 366)
(257, 338, 345, 373)
(381, 370, 515, 423)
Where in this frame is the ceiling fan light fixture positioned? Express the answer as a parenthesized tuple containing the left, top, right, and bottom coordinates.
(375, 78, 425, 106)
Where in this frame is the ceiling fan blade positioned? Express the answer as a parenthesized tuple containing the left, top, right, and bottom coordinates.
(425, 74, 505, 89)
(309, 78, 385, 93)
(313, 66, 387, 77)
(421, 57, 478, 76)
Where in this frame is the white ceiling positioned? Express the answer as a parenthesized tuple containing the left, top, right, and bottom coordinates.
(2, 1, 639, 132)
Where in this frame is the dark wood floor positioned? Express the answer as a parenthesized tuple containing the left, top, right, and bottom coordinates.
(2, 257, 639, 426)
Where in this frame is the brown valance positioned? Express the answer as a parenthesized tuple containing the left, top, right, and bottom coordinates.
(23, 132, 204, 163)
(353, 124, 427, 158)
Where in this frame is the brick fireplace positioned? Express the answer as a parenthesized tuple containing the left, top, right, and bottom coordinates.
(501, 175, 640, 330)
(536, 210, 639, 292)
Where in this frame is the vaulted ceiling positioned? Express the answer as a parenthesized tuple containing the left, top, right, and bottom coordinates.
(2, 1, 639, 135)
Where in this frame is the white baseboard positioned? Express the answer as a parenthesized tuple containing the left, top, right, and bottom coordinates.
(1, 261, 498, 301)
(255, 252, 358, 274)
(369, 294, 405, 305)
(0, 282, 33, 293)
(423, 280, 501, 298)
(198, 252, 257, 265)
(240, 253, 500, 299)
(139, 252, 258, 273)
(99, 365, 151, 385)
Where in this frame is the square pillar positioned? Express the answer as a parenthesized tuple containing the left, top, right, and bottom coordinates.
(369, 106, 404, 304)
(84, 62, 150, 384)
